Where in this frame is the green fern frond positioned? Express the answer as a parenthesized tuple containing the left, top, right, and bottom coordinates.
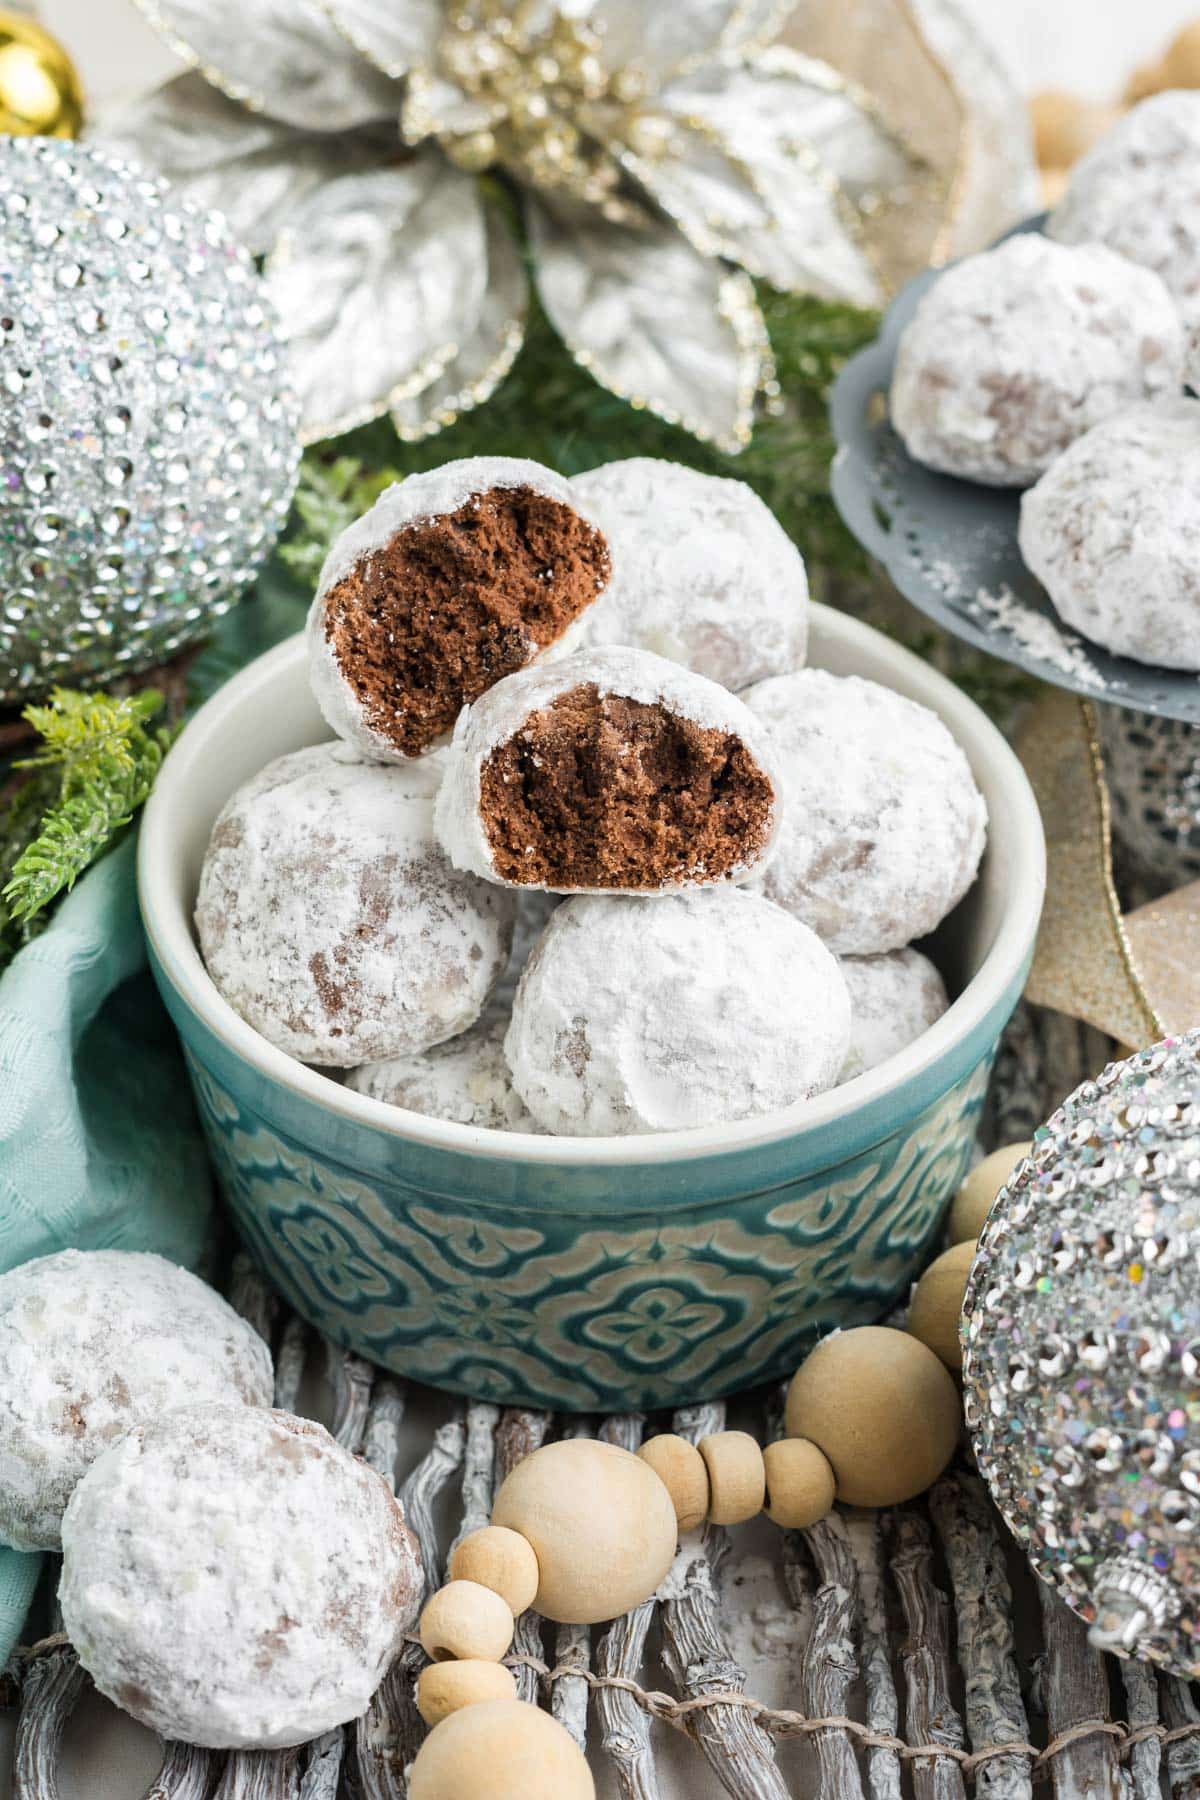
(1, 687, 172, 932)
(279, 456, 401, 588)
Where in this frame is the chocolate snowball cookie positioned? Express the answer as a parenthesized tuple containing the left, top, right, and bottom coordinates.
(60, 1405, 422, 1749)
(434, 646, 782, 894)
(348, 1005, 540, 1133)
(891, 234, 1184, 486)
(505, 890, 850, 1135)
(196, 742, 515, 1066)
(742, 670, 987, 954)
(570, 458, 807, 688)
(1019, 398, 1200, 668)
(839, 949, 950, 1083)
(308, 456, 611, 760)
(1051, 92, 1200, 369)
(0, 1250, 272, 1552)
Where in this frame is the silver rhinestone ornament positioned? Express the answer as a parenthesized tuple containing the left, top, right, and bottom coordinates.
(0, 138, 299, 703)
(964, 1032, 1200, 1675)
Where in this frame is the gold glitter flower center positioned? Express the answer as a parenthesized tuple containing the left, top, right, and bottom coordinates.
(407, 0, 638, 212)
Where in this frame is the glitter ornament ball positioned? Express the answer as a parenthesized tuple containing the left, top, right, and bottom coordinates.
(963, 1033, 1200, 1676)
(0, 138, 299, 702)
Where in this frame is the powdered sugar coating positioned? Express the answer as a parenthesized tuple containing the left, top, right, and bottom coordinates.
(742, 669, 987, 954)
(570, 458, 808, 687)
(60, 1404, 421, 1749)
(1019, 399, 1200, 669)
(196, 741, 515, 1066)
(839, 949, 950, 1083)
(434, 644, 784, 893)
(1051, 91, 1200, 373)
(0, 1250, 272, 1552)
(891, 234, 1184, 487)
(308, 456, 607, 761)
(505, 890, 850, 1136)
(347, 1006, 540, 1133)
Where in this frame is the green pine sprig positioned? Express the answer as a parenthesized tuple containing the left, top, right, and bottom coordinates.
(0, 687, 174, 946)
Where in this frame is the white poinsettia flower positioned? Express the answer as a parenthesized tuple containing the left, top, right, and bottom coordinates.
(102, 0, 917, 450)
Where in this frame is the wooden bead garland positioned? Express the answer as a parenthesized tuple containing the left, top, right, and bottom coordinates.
(636, 1432, 708, 1531)
(416, 1659, 517, 1727)
(947, 1140, 1031, 1244)
(409, 1319, 966, 1795)
(698, 1430, 765, 1525)
(762, 1437, 836, 1529)
(449, 1525, 540, 1616)
(419, 1580, 515, 1664)
(906, 1239, 976, 1372)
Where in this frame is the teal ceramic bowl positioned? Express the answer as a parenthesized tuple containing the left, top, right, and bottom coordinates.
(138, 605, 1044, 1412)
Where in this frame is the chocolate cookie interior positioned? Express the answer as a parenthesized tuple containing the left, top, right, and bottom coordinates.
(323, 485, 610, 756)
(479, 684, 775, 889)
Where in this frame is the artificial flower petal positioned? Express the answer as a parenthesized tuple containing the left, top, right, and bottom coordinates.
(628, 47, 916, 305)
(587, 0, 796, 86)
(99, 73, 390, 258)
(132, 0, 400, 131)
(315, 0, 442, 81)
(527, 193, 767, 452)
(391, 205, 528, 441)
(266, 156, 488, 441)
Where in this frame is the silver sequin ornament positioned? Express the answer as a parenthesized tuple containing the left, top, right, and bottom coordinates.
(0, 138, 299, 703)
(964, 1031, 1200, 1675)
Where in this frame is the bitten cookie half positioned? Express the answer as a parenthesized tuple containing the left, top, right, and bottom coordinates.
(307, 456, 611, 761)
(433, 645, 783, 894)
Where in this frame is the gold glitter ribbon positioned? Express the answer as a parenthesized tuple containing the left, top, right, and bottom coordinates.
(1018, 689, 1163, 1050)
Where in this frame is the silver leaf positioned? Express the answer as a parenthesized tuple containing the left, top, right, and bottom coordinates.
(625, 47, 916, 304)
(315, 0, 442, 82)
(266, 155, 488, 442)
(391, 205, 528, 441)
(97, 72, 388, 258)
(132, 0, 402, 131)
(586, 0, 797, 86)
(528, 193, 766, 452)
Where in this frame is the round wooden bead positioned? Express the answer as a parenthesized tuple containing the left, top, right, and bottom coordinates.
(907, 1241, 976, 1373)
(698, 1431, 765, 1525)
(637, 1435, 708, 1533)
(492, 1439, 677, 1624)
(947, 1141, 1031, 1245)
(419, 1581, 514, 1664)
(762, 1438, 836, 1530)
(1125, 60, 1168, 103)
(416, 1660, 517, 1727)
(410, 1698, 595, 1800)
(784, 1326, 960, 1508)
(1167, 22, 1200, 86)
(1029, 91, 1121, 170)
(449, 1527, 540, 1616)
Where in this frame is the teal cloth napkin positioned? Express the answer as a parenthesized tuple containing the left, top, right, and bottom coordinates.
(0, 566, 309, 1662)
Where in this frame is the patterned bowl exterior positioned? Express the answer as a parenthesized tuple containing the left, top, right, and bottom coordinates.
(151, 947, 1018, 1412)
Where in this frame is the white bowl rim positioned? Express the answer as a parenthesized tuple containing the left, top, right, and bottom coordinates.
(138, 604, 1046, 1168)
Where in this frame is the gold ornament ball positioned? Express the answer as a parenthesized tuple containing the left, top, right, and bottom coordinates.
(907, 1241, 976, 1373)
(948, 1141, 1032, 1244)
(1167, 22, 1200, 87)
(410, 1699, 595, 1800)
(0, 13, 82, 138)
(783, 1326, 960, 1507)
(492, 1439, 677, 1624)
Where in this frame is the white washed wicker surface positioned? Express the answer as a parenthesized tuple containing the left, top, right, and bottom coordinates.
(4, 1002, 1194, 1800)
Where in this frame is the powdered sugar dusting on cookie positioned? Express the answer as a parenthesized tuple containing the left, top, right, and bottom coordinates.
(196, 741, 515, 1066)
(743, 668, 987, 954)
(60, 1403, 421, 1749)
(0, 1250, 272, 1551)
(505, 889, 850, 1136)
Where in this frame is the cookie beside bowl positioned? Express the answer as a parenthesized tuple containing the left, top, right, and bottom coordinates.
(137, 605, 1044, 1413)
